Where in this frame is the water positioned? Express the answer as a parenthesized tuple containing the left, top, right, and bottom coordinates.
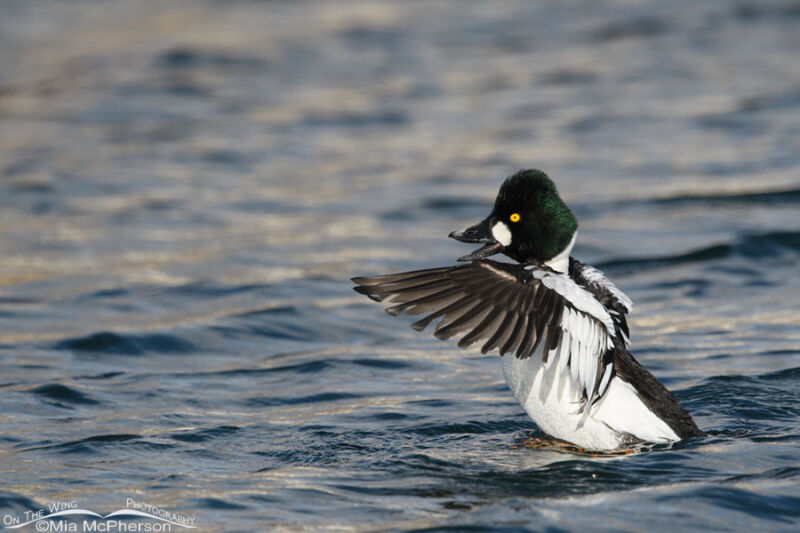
(1, 0, 799, 531)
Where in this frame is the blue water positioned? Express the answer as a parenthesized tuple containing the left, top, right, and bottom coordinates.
(1, 1, 800, 531)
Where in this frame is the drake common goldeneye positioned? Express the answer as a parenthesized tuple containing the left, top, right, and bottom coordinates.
(353, 169, 703, 451)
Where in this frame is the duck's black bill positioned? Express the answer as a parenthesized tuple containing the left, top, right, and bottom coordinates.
(449, 216, 504, 262)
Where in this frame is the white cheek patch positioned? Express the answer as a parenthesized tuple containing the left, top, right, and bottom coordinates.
(491, 221, 512, 246)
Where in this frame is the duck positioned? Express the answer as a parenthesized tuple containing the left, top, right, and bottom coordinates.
(352, 169, 704, 451)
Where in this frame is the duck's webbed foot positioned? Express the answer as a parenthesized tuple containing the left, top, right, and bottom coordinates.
(513, 434, 643, 456)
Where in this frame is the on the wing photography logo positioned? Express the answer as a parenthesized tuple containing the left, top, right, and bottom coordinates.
(2, 498, 196, 531)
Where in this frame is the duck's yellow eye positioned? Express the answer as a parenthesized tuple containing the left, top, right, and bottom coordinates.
(509, 213, 521, 223)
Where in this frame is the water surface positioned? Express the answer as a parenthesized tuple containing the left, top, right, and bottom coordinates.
(1, 1, 799, 531)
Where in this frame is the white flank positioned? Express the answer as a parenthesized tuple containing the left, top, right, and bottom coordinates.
(502, 343, 623, 449)
(491, 221, 512, 246)
(592, 378, 680, 443)
(502, 349, 680, 450)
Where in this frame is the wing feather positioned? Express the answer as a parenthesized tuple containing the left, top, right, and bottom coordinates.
(481, 310, 515, 354)
(557, 322, 571, 375)
(459, 306, 505, 348)
(434, 299, 488, 339)
(569, 334, 581, 382)
(543, 303, 563, 366)
(516, 311, 538, 358)
(501, 311, 528, 356)
(353, 260, 621, 406)
(410, 294, 473, 331)
(386, 286, 464, 315)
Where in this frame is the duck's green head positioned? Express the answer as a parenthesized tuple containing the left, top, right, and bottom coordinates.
(449, 169, 578, 267)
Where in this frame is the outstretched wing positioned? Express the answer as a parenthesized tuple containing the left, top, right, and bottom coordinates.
(353, 260, 618, 404)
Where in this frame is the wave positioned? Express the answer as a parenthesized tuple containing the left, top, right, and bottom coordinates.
(29, 383, 100, 406)
(22, 433, 175, 455)
(54, 331, 196, 355)
(597, 231, 800, 274)
(649, 188, 800, 206)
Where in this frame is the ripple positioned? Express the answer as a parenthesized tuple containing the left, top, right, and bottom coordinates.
(54, 332, 196, 355)
(25, 434, 174, 455)
(761, 366, 800, 381)
(726, 466, 800, 482)
(190, 497, 248, 510)
(157, 46, 268, 70)
(421, 196, 489, 211)
(208, 360, 331, 378)
(219, 303, 376, 344)
(650, 188, 800, 206)
(403, 419, 532, 437)
(739, 85, 800, 112)
(352, 358, 413, 370)
(696, 113, 768, 136)
(680, 367, 800, 431)
(338, 25, 405, 49)
(568, 113, 653, 134)
(168, 425, 241, 443)
(159, 281, 273, 299)
(734, 2, 800, 20)
(597, 231, 800, 274)
(538, 68, 598, 86)
(29, 383, 100, 406)
(589, 16, 668, 42)
(302, 110, 409, 129)
(596, 243, 731, 274)
(0, 492, 40, 513)
(671, 486, 800, 523)
(244, 391, 364, 408)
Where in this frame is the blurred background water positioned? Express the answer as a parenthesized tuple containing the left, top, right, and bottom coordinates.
(1, 0, 799, 531)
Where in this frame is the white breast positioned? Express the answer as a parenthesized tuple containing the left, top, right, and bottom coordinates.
(501, 344, 679, 450)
